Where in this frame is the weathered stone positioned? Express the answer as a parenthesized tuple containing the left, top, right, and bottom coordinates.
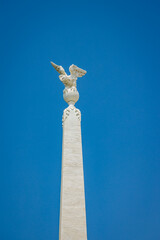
(59, 106, 87, 240)
(51, 62, 87, 239)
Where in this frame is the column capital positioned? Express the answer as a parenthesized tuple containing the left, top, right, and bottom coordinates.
(62, 105, 81, 125)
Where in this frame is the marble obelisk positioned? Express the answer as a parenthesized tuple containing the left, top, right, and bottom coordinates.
(51, 62, 87, 239)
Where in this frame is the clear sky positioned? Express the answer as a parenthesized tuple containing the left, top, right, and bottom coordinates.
(1, 0, 160, 239)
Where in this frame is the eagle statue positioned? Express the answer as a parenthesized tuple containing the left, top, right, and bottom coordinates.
(50, 62, 87, 89)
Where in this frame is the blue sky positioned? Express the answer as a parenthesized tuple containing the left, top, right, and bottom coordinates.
(1, 0, 160, 239)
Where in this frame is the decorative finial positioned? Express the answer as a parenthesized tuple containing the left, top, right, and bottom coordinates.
(51, 62, 87, 105)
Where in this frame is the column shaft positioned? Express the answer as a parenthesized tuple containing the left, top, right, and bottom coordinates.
(59, 105, 87, 240)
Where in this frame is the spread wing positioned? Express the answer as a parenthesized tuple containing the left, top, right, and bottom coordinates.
(50, 62, 66, 75)
(69, 64, 87, 78)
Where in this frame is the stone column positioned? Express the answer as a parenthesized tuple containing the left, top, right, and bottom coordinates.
(59, 104, 87, 240)
(50, 62, 87, 239)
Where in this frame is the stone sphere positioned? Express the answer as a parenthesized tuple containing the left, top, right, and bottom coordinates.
(63, 87, 79, 105)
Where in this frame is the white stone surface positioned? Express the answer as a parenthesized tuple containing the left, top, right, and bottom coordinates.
(59, 105, 87, 240)
(51, 61, 87, 239)
(50, 62, 86, 105)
